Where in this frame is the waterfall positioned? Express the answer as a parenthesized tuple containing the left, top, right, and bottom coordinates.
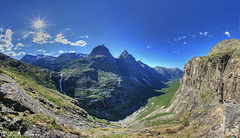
(59, 73, 67, 95)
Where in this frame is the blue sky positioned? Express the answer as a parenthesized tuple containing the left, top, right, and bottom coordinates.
(0, 0, 240, 69)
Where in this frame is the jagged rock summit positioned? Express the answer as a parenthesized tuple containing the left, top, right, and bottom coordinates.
(118, 50, 136, 62)
(88, 44, 113, 57)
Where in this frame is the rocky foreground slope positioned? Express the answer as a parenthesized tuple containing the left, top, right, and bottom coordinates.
(0, 53, 105, 137)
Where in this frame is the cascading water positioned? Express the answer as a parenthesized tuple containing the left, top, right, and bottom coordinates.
(59, 73, 67, 95)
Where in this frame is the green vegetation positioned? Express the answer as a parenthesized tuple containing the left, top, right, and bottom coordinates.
(206, 47, 235, 61)
(136, 81, 180, 120)
(91, 116, 110, 125)
(23, 113, 61, 129)
(0, 53, 57, 89)
(0, 68, 78, 111)
(145, 118, 175, 127)
(200, 93, 206, 99)
(164, 78, 180, 86)
(145, 113, 172, 121)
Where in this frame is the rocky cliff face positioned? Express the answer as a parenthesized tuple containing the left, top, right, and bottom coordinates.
(169, 38, 240, 137)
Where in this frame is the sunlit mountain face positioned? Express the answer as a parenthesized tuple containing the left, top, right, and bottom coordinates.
(1, 1, 240, 69)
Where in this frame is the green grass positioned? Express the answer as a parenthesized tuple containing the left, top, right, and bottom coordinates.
(136, 81, 180, 120)
(23, 113, 61, 129)
(145, 113, 172, 121)
(200, 93, 206, 99)
(145, 118, 175, 127)
(164, 78, 180, 86)
(91, 116, 110, 125)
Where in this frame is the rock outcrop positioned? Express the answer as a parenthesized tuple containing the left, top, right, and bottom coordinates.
(0, 74, 93, 137)
(169, 38, 240, 137)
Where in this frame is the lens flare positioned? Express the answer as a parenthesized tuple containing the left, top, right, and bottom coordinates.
(30, 17, 47, 32)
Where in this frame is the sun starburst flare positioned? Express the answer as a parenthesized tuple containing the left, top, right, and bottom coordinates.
(28, 16, 51, 45)
(30, 17, 47, 32)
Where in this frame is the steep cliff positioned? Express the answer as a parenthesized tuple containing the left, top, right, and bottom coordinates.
(169, 38, 240, 137)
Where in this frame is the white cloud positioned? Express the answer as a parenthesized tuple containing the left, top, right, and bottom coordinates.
(37, 49, 46, 52)
(172, 50, 180, 53)
(69, 51, 76, 53)
(174, 36, 186, 41)
(23, 31, 34, 39)
(14, 43, 24, 50)
(147, 46, 151, 48)
(55, 33, 69, 44)
(199, 32, 209, 37)
(69, 40, 87, 47)
(49, 41, 55, 43)
(55, 33, 87, 47)
(0, 27, 3, 32)
(183, 42, 187, 45)
(43, 53, 53, 56)
(32, 31, 51, 44)
(0, 29, 26, 57)
(0, 29, 14, 53)
(65, 28, 71, 31)
(79, 35, 89, 38)
(225, 31, 231, 38)
(58, 50, 64, 54)
(5, 51, 25, 56)
(23, 31, 51, 44)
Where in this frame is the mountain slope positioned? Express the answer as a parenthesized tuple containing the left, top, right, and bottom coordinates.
(154, 66, 183, 80)
(58, 45, 167, 120)
(21, 53, 87, 71)
(0, 53, 102, 137)
(20, 45, 182, 120)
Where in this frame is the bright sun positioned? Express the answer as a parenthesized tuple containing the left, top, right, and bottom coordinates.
(30, 17, 47, 32)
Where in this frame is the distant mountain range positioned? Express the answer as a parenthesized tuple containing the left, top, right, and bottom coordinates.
(21, 53, 87, 71)
(20, 45, 183, 120)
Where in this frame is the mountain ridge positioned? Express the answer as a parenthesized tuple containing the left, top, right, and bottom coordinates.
(20, 45, 183, 120)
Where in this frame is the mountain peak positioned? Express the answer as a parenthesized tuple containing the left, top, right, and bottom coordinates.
(207, 38, 239, 56)
(118, 50, 136, 61)
(88, 44, 112, 57)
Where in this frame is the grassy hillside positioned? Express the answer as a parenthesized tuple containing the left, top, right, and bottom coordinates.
(0, 53, 58, 89)
(136, 81, 180, 121)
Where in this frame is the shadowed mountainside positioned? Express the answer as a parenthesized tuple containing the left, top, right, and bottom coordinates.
(21, 45, 183, 120)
